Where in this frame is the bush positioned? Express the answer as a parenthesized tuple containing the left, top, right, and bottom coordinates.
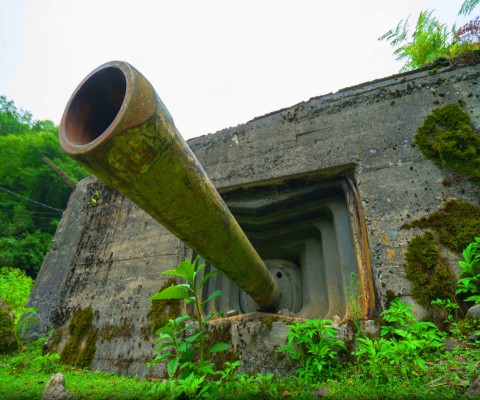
(0, 267, 34, 321)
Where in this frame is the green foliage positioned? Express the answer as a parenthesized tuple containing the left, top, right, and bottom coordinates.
(354, 298, 445, 383)
(456, 237, 480, 304)
(380, 2, 480, 72)
(379, 11, 454, 72)
(415, 104, 480, 180)
(0, 267, 35, 321)
(0, 337, 150, 399)
(148, 257, 229, 398)
(404, 231, 455, 306)
(0, 232, 52, 277)
(459, 0, 480, 16)
(0, 96, 88, 277)
(2, 325, 480, 399)
(279, 319, 346, 382)
(433, 298, 480, 343)
(0, 96, 49, 137)
(215, 360, 246, 392)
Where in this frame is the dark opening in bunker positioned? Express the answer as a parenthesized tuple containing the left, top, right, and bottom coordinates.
(64, 67, 127, 146)
(198, 171, 374, 321)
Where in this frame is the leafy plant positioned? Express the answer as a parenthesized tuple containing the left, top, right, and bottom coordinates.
(148, 257, 229, 398)
(456, 237, 480, 304)
(279, 319, 346, 382)
(379, 10, 454, 72)
(380, 1, 480, 72)
(255, 372, 275, 396)
(459, 0, 480, 16)
(355, 298, 445, 383)
(90, 190, 99, 205)
(0, 267, 35, 321)
(431, 298, 461, 333)
(215, 360, 244, 391)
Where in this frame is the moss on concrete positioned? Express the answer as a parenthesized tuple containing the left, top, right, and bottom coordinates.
(0, 309, 18, 354)
(402, 200, 480, 253)
(405, 232, 455, 307)
(147, 278, 180, 334)
(205, 322, 236, 370)
(99, 317, 134, 341)
(60, 308, 97, 369)
(414, 104, 480, 180)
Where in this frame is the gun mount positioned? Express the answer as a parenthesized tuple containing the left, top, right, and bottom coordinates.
(59, 61, 280, 311)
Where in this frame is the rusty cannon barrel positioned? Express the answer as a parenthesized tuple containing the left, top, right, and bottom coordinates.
(59, 61, 280, 311)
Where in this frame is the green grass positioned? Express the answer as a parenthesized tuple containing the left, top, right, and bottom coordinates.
(1, 337, 479, 399)
(0, 338, 152, 399)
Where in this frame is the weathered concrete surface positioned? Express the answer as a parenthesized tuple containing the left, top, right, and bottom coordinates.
(26, 63, 480, 377)
(27, 177, 188, 377)
(188, 63, 480, 312)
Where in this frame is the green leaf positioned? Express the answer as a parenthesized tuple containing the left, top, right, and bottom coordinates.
(149, 285, 189, 301)
(167, 358, 180, 377)
(192, 259, 207, 282)
(163, 258, 195, 283)
(199, 270, 218, 290)
(185, 331, 203, 343)
(201, 289, 224, 306)
(209, 342, 230, 353)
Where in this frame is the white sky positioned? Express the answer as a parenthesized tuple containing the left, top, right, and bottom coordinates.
(0, 0, 474, 139)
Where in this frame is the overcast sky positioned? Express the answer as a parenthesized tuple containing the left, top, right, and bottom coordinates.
(0, 0, 473, 139)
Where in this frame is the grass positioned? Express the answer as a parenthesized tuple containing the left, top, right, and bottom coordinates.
(0, 338, 151, 399)
(1, 336, 479, 399)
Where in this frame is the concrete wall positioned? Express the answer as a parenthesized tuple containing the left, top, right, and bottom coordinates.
(26, 63, 480, 377)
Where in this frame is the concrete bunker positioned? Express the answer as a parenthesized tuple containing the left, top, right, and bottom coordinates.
(25, 60, 480, 377)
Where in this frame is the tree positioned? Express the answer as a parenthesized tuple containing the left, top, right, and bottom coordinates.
(0, 96, 88, 276)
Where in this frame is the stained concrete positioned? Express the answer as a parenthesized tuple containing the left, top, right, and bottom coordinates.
(26, 62, 480, 377)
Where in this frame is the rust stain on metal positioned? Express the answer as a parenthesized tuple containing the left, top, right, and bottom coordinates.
(347, 178, 376, 320)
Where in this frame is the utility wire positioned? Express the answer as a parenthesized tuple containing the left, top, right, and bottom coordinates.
(0, 186, 64, 212)
(0, 206, 62, 215)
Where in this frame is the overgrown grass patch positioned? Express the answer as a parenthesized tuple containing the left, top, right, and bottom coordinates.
(0, 338, 151, 399)
(2, 337, 480, 399)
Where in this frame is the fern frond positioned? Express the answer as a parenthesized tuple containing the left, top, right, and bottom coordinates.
(459, 0, 479, 16)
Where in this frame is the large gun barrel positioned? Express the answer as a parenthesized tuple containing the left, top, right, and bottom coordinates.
(59, 61, 280, 311)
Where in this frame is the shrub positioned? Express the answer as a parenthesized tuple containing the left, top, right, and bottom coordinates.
(0, 267, 35, 321)
(279, 319, 346, 382)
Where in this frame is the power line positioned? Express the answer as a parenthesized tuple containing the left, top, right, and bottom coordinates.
(0, 186, 64, 212)
(0, 205, 62, 215)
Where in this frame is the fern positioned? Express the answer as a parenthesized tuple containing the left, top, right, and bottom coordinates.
(459, 0, 480, 16)
(380, 11, 453, 72)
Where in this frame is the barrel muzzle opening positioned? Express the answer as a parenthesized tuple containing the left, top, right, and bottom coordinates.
(64, 66, 127, 146)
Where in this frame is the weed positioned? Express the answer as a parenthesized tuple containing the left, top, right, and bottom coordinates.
(346, 273, 362, 333)
(148, 257, 229, 398)
(354, 298, 445, 383)
(456, 237, 480, 304)
(279, 319, 346, 382)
